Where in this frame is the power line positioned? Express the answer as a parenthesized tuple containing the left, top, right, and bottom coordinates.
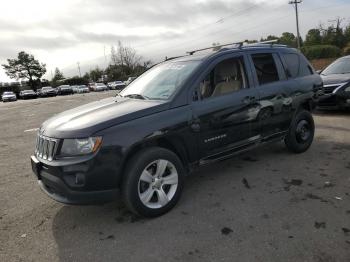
(132, 3, 260, 49)
(289, 0, 302, 49)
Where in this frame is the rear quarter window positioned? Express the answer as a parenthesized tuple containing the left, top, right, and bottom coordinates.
(282, 53, 299, 78)
(299, 55, 314, 77)
(282, 53, 314, 78)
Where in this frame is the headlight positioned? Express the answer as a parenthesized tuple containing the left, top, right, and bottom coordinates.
(60, 137, 102, 156)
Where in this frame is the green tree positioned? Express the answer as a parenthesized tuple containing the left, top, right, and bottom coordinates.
(89, 67, 103, 82)
(305, 29, 322, 46)
(53, 68, 64, 81)
(51, 67, 65, 86)
(1, 51, 46, 91)
(260, 35, 279, 42)
(82, 72, 90, 83)
(279, 32, 296, 47)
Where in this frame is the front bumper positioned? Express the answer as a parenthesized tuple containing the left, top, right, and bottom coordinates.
(2, 97, 17, 102)
(317, 92, 350, 109)
(31, 155, 120, 205)
(41, 92, 57, 97)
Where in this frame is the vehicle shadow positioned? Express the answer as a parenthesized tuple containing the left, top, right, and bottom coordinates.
(52, 138, 350, 262)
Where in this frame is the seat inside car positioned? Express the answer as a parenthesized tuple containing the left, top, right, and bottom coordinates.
(212, 60, 242, 96)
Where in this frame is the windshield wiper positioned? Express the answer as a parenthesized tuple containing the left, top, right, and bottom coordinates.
(123, 94, 150, 100)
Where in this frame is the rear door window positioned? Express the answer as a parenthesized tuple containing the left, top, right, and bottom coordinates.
(251, 53, 280, 85)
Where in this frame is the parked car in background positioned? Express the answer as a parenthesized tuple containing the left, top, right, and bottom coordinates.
(1, 91, 17, 102)
(90, 83, 108, 91)
(88, 82, 95, 91)
(57, 85, 73, 95)
(77, 85, 90, 93)
(124, 77, 136, 86)
(31, 44, 322, 217)
(108, 81, 126, 90)
(39, 86, 57, 97)
(71, 85, 79, 93)
(318, 55, 350, 109)
(19, 90, 38, 99)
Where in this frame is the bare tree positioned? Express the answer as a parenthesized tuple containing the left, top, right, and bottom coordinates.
(110, 46, 118, 66)
(111, 41, 142, 70)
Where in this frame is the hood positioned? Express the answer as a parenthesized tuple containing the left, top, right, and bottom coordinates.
(321, 73, 350, 85)
(41, 96, 168, 138)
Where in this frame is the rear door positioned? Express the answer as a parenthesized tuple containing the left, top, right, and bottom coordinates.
(190, 53, 260, 161)
(248, 52, 295, 138)
(279, 52, 323, 108)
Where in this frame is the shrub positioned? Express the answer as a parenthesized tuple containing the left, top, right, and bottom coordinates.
(301, 45, 341, 60)
(343, 44, 350, 56)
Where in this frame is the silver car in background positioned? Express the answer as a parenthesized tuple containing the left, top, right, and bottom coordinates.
(1, 91, 17, 102)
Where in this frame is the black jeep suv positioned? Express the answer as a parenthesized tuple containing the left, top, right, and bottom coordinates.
(31, 44, 322, 217)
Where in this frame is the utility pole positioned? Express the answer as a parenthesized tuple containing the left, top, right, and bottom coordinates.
(77, 62, 81, 78)
(289, 0, 302, 49)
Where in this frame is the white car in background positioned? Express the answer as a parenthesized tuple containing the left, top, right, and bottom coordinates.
(1, 91, 17, 102)
(90, 83, 108, 92)
(108, 81, 126, 90)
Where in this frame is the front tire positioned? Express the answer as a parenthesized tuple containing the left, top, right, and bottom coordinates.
(285, 109, 315, 153)
(122, 147, 185, 217)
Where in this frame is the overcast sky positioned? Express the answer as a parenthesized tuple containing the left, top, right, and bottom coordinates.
(1, 0, 349, 82)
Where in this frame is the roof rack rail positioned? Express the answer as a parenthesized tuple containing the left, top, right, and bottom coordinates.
(186, 39, 286, 55)
(243, 39, 287, 48)
(186, 42, 243, 55)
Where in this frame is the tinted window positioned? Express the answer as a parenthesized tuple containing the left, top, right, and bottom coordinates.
(197, 57, 248, 100)
(251, 53, 279, 85)
(283, 53, 300, 78)
(299, 56, 314, 77)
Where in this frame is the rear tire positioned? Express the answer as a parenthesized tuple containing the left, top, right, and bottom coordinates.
(285, 110, 315, 153)
(122, 147, 185, 217)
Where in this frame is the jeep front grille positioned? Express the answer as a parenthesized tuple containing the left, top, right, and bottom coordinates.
(35, 135, 59, 161)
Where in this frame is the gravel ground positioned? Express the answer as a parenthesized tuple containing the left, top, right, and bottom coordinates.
(0, 92, 349, 262)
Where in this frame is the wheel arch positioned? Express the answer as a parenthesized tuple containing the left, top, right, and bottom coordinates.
(119, 136, 190, 183)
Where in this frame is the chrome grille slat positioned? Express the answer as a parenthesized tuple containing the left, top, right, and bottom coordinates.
(35, 135, 58, 161)
(42, 139, 48, 159)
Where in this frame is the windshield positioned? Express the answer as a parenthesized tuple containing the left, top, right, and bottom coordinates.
(42, 87, 52, 90)
(322, 58, 350, 75)
(97, 83, 105, 86)
(3, 92, 13, 95)
(120, 61, 199, 100)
